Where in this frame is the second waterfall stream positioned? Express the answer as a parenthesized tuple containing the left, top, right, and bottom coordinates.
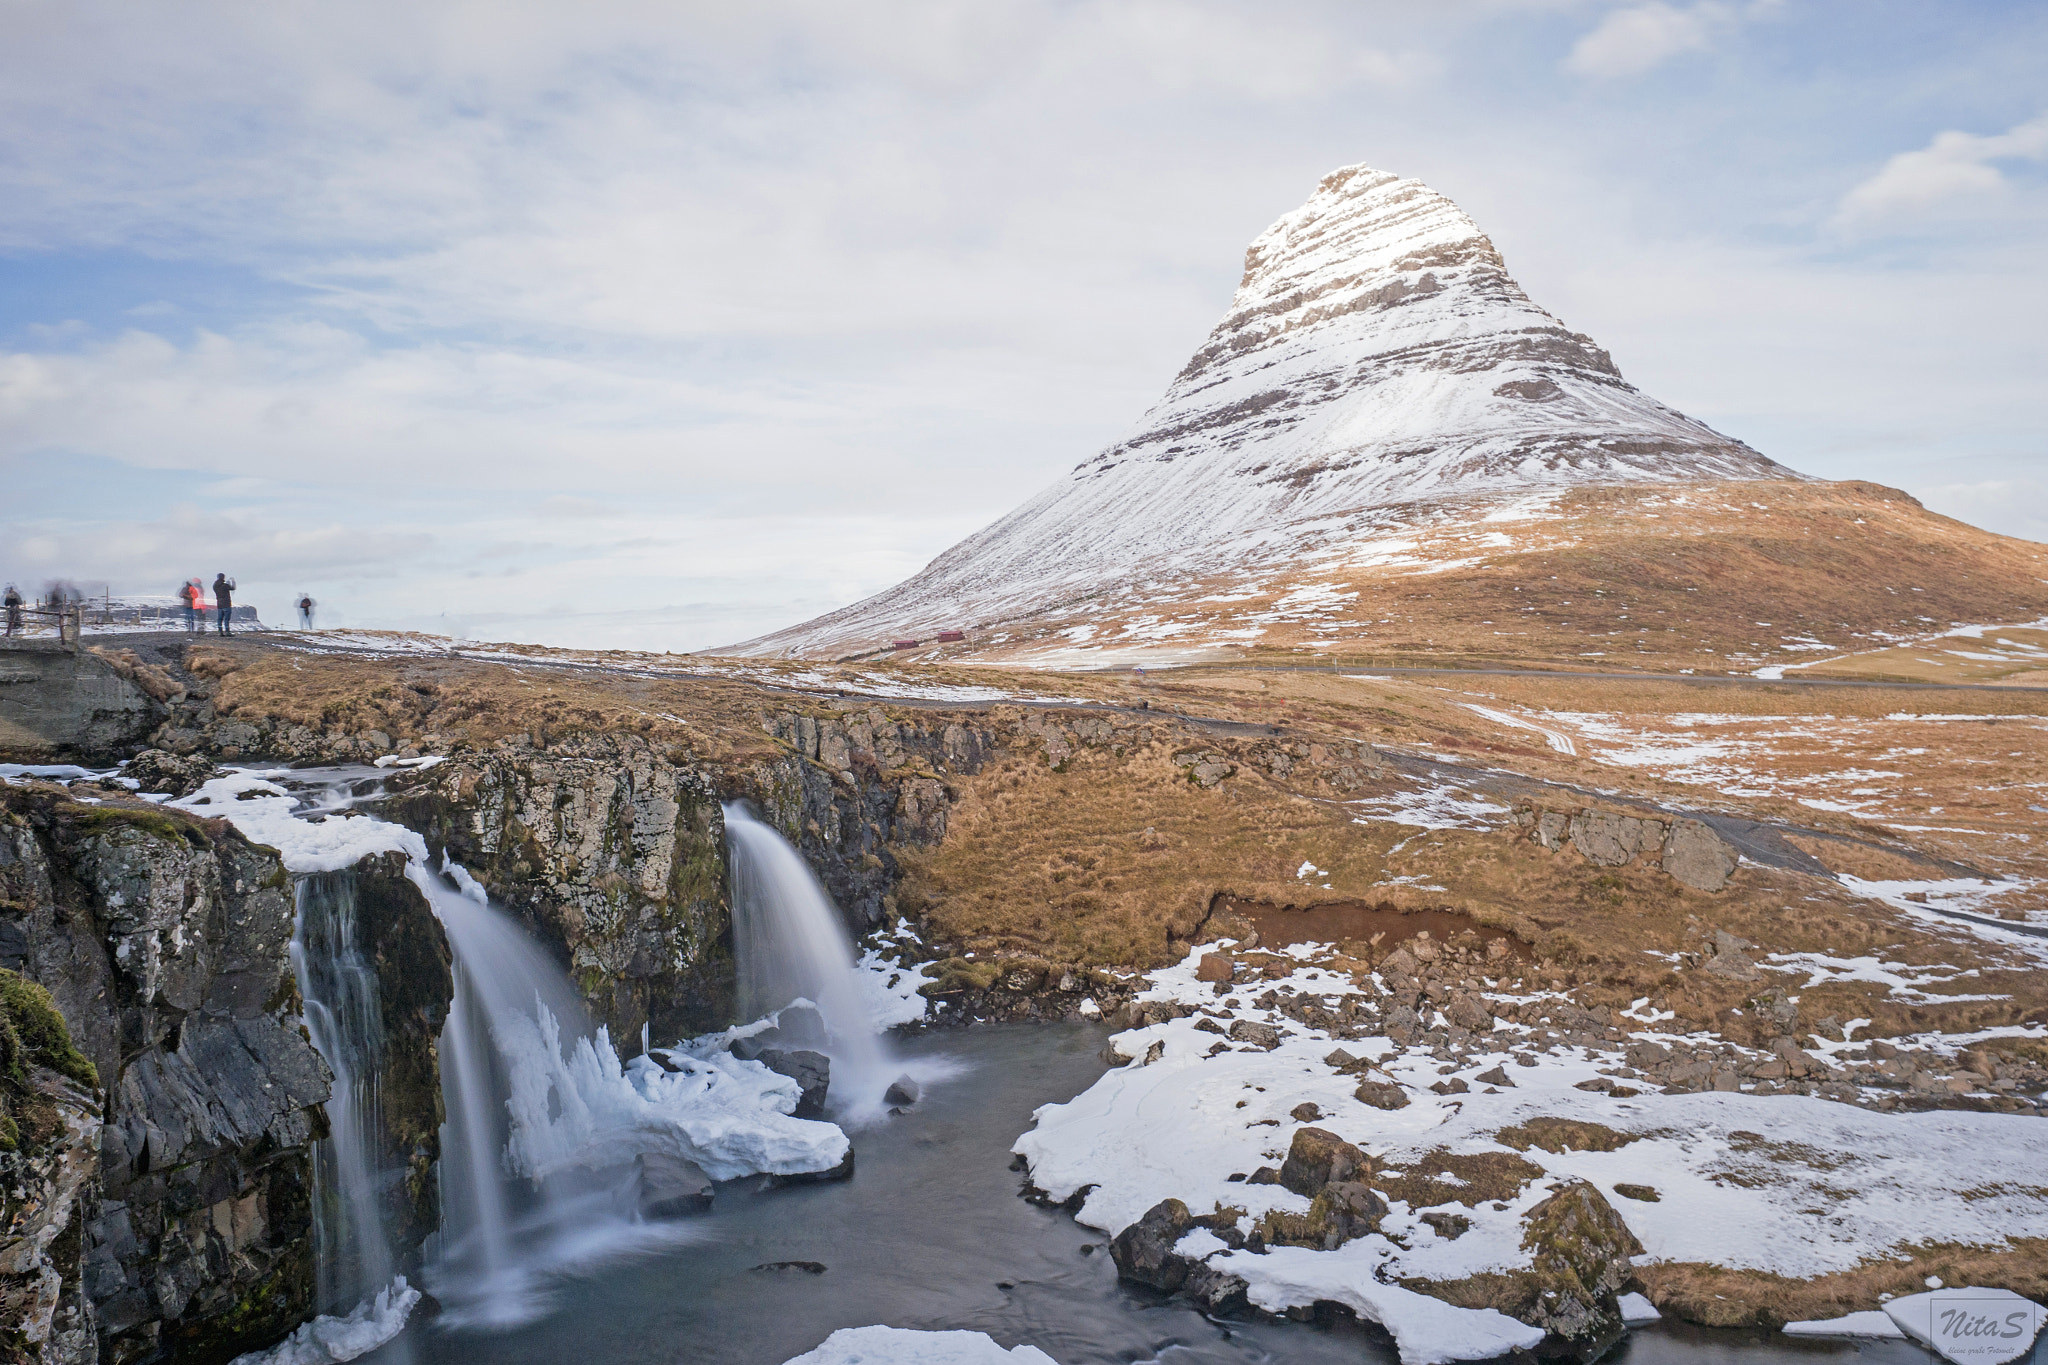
(175, 767, 911, 1357)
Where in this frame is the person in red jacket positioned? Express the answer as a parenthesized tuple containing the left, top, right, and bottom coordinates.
(180, 579, 204, 633)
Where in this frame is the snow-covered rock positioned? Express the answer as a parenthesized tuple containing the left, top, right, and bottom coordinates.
(1011, 941, 2048, 1362)
(734, 163, 1791, 657)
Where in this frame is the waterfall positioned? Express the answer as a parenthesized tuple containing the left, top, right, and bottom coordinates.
(723, 803, 894, 1115)
(292, 871, 399, 1316)
(409, 858, 615, 1328)
(188, 765, 851, 1349)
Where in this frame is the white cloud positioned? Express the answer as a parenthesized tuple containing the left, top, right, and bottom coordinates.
(1837, 113, 2048, 225)
(0, 1, 2043, 649)
(1564, 2, 1722, 79)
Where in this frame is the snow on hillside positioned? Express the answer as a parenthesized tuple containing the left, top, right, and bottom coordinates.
(733, 163, 1791, 658)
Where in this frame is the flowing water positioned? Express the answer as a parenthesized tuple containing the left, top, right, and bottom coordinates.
(346, 1022, 1917, 1365)
(409, 857, 632, 1329)
(724, 802, 896, 1116)
(268, 772, 1973, 1365)
(293, 870, 400, 1316)
(266, 767, 703, 1346)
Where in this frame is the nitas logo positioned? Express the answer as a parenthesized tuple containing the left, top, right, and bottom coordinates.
(1886, 1288, 2047, 1365)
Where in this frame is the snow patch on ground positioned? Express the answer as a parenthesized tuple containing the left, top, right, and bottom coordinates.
(1457, 703, 1576, 755)
(171, 770, 423, 874)
(1760, 952, 2008, 1005)
(1783, 1310, 1905, 1339)
(856, 919, 936, 1030)
(1013, 943, 2048, 1363)
(1347, 783, 1511, 831)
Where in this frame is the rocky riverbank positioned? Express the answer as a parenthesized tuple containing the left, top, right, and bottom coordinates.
(1014, 935, 2048, 1361)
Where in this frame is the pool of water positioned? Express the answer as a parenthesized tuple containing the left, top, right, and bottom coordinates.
(368, 1022, 1992, 1365)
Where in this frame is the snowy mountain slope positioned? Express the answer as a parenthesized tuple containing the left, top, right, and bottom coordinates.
(729, 163, 1795, 659)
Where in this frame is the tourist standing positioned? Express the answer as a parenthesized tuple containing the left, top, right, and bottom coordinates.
(213, 573, 236, 636)
(181, 579, 204, 632)
(297, 594, 315, 629)
(3, 584, 21, 637)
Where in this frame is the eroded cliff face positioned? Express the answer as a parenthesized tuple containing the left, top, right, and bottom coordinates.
(749, 705, 992, 932)
(294, 854, 451, 1283)
(0, 646, 163, 766)
(0, 788, 329, 1365)
(386, 734, 731, 1044)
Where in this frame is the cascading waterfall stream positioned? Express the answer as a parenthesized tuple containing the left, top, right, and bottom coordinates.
(292, 871, 399, 1317)
(723, 803, 896, 1117)
(179, 764, 855, 1354)
(410, 857, 615, 1328)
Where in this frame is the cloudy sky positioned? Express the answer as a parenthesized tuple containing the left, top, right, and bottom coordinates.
(2, 0, 2043, 649)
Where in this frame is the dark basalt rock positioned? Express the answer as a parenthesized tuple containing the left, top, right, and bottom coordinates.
(1109, 1198, 1194, 1292)
(1, 786, 334, 1363)
(770, 1145, 855, 1187)
(1278, 1127, 1373, 1198)
(754, 1048, 831, 1120)
(635, 1153, 714, 1218)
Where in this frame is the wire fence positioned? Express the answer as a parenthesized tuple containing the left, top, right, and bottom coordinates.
(2, 593, 266, 645)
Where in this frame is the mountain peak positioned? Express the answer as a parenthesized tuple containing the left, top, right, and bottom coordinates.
(731, 163, 1797, 660)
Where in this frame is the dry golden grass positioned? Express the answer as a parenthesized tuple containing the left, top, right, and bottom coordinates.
(879, 479, 2048, 676)
(1635, 1241, 2048, 1327)
(1802, 625, 2048, 685)
(188, 641, 787, 764)
(180, 635, 2048, 1037)
(895, 740, 1378, 965)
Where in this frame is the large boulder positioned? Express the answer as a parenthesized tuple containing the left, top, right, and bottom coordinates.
(1227, 1019, 1283, 1050)
(1279, 1127, 1373, 1198)
(1515, 1180, 1644, 1359)
(634, 1153, 714, 1218)
(1663, 820, 1738, 892)
(1110, 1199, 1195, 1292)
(1568, 810, 1664, 868)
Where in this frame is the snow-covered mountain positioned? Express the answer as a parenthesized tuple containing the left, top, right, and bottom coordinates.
(730, 163, 1795, 660)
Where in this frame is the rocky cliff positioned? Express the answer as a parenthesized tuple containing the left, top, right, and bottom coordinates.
(0, 970, 101, 1365)
(387, 734, 733, 1044)
(0, 785, 332, 1364)
(0, 647, 162, 765)
(293, 854, 450, 1290)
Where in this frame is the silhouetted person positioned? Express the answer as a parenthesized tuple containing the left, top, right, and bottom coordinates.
(213, 573, 236, 636)
(181, 579, 204, 633)
(3, 584, 21, 637)
(297, 594, 315, 629)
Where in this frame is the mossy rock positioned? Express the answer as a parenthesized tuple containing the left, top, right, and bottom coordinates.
(918, 957, 1002, 997)
(68, 801, 213, 848)
(0, 968, 98, 1153)
(1496, 1116, 1640, 1155)
(0, 969, 98, 1092)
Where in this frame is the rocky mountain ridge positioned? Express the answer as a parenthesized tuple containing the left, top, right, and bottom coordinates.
(733, 163, 1794, 661)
